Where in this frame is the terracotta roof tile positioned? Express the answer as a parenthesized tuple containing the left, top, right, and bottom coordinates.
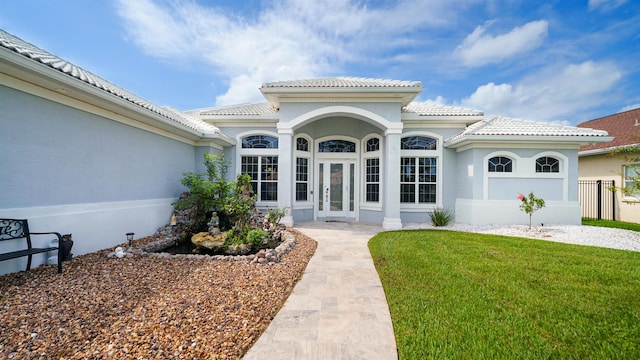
(577, 108, 640, 151)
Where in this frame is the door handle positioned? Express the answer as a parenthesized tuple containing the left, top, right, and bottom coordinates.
(325, 187, 329, 201)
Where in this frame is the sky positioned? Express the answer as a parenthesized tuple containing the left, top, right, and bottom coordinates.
(0, 0, 639, 125)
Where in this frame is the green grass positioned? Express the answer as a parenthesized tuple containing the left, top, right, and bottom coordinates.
(582, 218, 640, 232)
(369, 230, 640, 359)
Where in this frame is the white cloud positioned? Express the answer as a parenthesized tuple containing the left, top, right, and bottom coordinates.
(454, 20, 548, 67)
(588, 0, 627, 11)
(620, 103, 640, 112)
(461, 61, 622, 122)
(114, 0, 460, 105)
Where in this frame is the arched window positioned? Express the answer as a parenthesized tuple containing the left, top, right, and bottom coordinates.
(488, 156, 513, 173)
(536, 156, 559, 173)
(296, 137, 309, 152)
(318, 139, 356, 153)
(401, 136, 437, 150)
(242, 135, 278, 149)
(366, 137, 380, 152)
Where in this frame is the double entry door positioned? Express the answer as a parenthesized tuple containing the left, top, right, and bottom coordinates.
(317, 160, 356, 219)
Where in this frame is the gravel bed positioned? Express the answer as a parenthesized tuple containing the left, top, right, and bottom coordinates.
(0, 229, 317, 359)
(404, 223, 640, 252)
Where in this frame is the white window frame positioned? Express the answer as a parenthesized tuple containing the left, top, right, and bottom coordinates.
(623, 163, 640, 201)
(399, 132, 442, 211)
(361, 134, 383, 210)
(294, 134, 313, 208)
(236, 130, 279, 206)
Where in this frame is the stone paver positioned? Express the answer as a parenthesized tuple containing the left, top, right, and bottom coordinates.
(244, 221, 397, 360)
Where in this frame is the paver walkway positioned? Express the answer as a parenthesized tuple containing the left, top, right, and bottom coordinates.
(243, 221, 397, 359)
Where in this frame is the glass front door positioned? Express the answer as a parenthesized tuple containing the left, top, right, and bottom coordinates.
(318, 160, 354, 218)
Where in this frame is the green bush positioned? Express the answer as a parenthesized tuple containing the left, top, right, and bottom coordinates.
(428, 207, 455, 226)
(246, 229, 269, 248)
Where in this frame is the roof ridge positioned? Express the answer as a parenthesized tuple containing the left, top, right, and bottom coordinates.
(0, 29, 218, 136)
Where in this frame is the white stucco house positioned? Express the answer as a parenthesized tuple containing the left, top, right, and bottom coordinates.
(0, 29, 612, 273)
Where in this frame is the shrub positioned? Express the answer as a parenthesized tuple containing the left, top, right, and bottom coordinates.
(428, 207, 454, 226)
(246, 229, 269, 248)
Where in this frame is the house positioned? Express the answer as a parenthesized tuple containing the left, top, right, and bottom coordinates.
(0, 29, 612, 274)
(577, 108, 640, 223)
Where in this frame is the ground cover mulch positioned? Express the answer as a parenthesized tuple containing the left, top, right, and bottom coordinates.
(0, 229, 317, 359)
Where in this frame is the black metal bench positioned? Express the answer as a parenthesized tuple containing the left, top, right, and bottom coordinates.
(0, 218, 63, 273)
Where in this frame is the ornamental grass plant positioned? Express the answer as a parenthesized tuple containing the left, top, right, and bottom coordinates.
(369, 230, 640, 359)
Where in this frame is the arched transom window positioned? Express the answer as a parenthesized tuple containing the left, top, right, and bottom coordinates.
(401, 136, 437, 150)
(242, 135, 278, 149)
(318, 140, 356, 153)
(488, 156, 513, 173)
(536, 156, 559, 173)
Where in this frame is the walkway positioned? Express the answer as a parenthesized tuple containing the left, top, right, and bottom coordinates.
(243, 221, 397, 359)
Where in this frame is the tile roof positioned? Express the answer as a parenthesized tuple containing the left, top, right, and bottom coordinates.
(403, 102, 483, 116)
(199, 102, 277, 116)
(0, 29, 220, 136)
(445, 116, 611, 146)
(261, 77, 422, 89)
(577, 108, 640, 152)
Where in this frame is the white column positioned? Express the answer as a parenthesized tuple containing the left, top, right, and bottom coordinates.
(383, 130, 402, 230)
(277, 129, 294, 227)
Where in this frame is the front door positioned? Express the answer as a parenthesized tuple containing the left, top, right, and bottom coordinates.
(318, 160, 355, 219)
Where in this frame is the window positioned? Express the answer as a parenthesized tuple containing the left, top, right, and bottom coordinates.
(242, 135, 278, 149)
(241, 156, 278, 201)
(239, 133, 278, 202)
(401, 136, 437, 150)
(363, 136, 381, 204)
(400, 157, 437, 203)
(296, 158, 309, 201)
(365, 158, 380, 202)
(295, 136, 311, 202)
(319, 140, 355, 153)
(488, 156, 512, 172)
(296, 137, 309, 152)
(624, 164, 640, 197)
(366, 137, 380, 152)
(536, 157, 559, 173)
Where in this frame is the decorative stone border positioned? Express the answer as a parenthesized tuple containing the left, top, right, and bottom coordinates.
(107, 229, 297, 265)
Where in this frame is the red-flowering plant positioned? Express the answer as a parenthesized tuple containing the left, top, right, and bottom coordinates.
(518, 192, 545, 229)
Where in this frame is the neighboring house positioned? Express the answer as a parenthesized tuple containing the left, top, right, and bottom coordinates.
(577, 108, 640, 223)
(0, 29, 612, 274)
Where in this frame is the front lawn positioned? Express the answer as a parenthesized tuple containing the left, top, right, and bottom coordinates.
(583, 218, 640, 232)
(369, 230, 640, 359)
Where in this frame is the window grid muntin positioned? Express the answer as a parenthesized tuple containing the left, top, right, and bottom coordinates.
(488, 156, 513, 172)
(296, 157, 309, 201)
(241, 155, 278, 202)
(365, 158, 380, 202)
(241, 135, 279, 149)
(318, 140, 356, 153)
(366, 138, 380, 152)
(536, 156, 560, 173)
(400, 156, 437, 204)
(296, 137, 309, 152)
(401, 136, 437, 150)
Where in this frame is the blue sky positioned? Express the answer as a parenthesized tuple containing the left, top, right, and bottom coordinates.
(1, 0, 638, 124)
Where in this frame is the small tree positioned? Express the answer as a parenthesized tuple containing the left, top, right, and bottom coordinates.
(518, 192, 545, 229)
(174, 154, 234, 230)
(224, 174, 258, 239)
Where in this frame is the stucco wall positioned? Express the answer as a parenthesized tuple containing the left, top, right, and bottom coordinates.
(0, 86, 196, 274)
(579, 154, 640, 223)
